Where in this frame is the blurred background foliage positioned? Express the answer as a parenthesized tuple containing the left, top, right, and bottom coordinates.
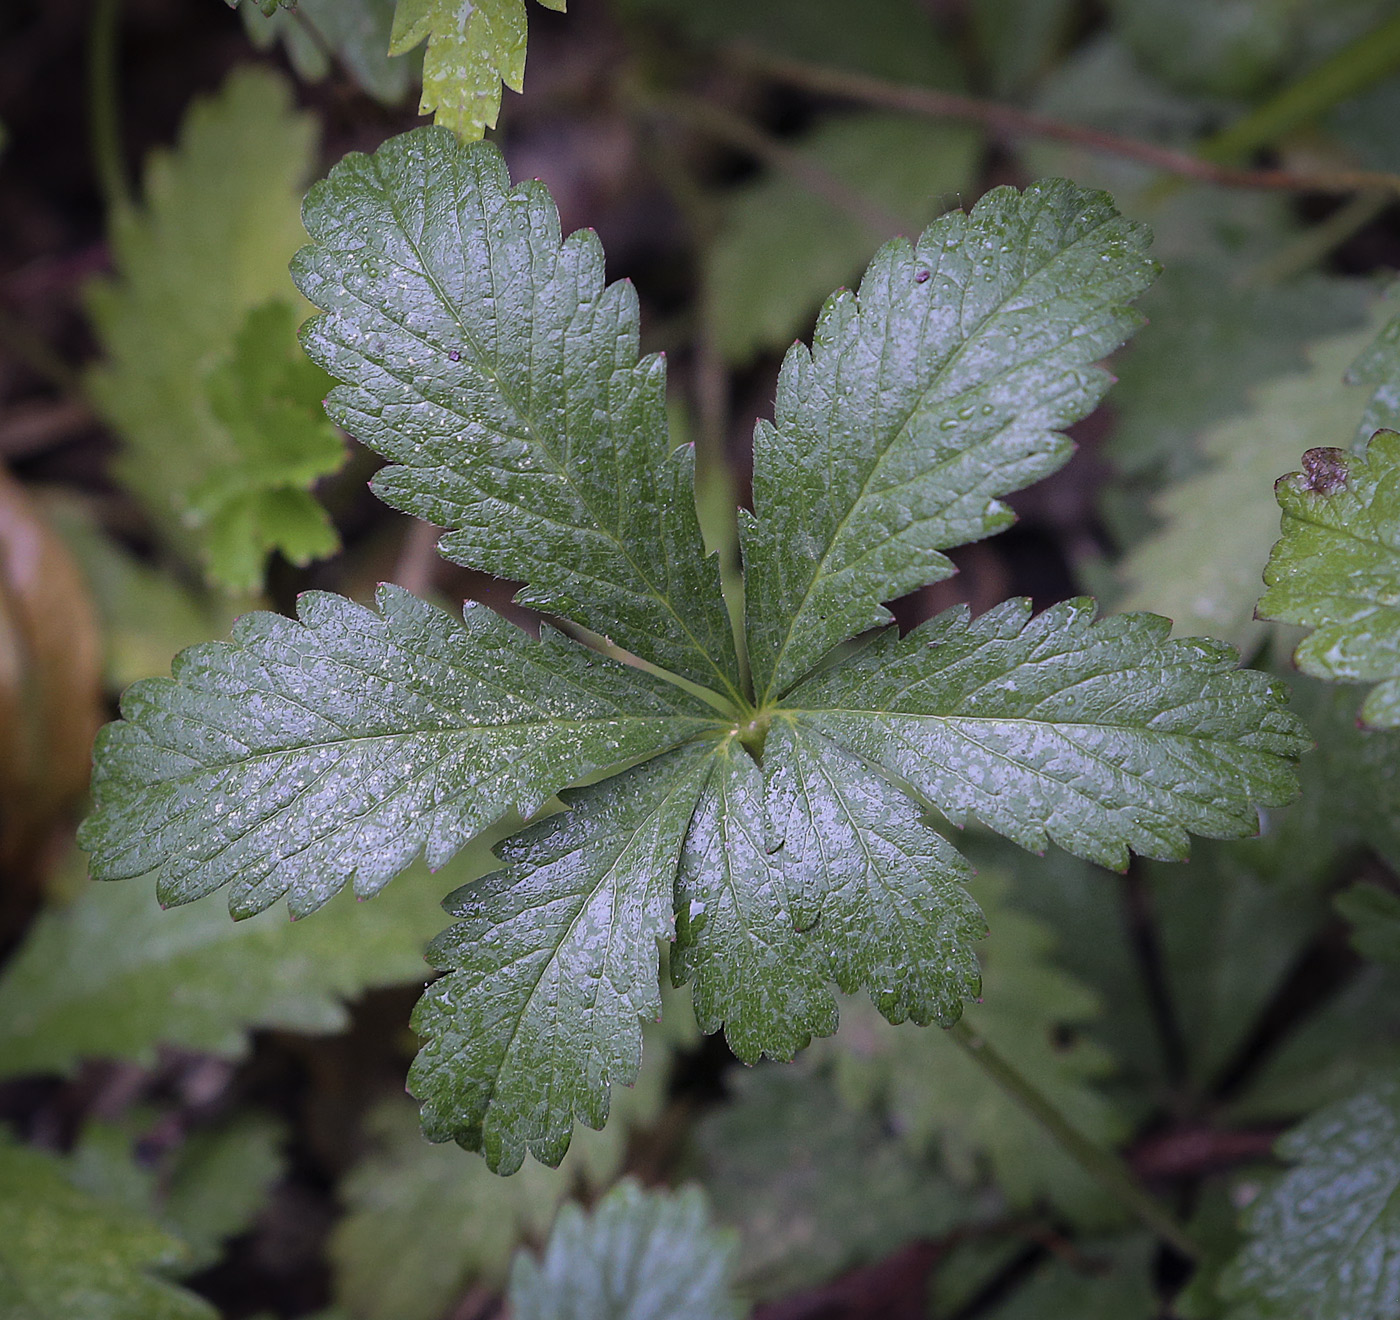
(5, 0, 1400, 1315)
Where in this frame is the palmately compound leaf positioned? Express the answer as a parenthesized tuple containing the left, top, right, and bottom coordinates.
(1215, 1070, 1400, 1320)
(507, 1179, 746, 1320)
(0, 843, 467, 1077)
(740, 178, 1157, 702)
(388, 0, 564, 139)
(1257, 431, 1400, 728)
(672, 738, 838, 1066)
(0, 1136, 215, 1320)
(764, 718, 984, 1027)
(787, 598, 1307, 871)
(85, 67, 342, 591)
(79, 584, 717, 918)
(410, 747, 714, 1173)
(293, 128, 740, 700)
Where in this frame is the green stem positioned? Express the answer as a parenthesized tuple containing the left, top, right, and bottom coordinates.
(949, 1021, 1201, 1260)
(1247, 190, 1393, 286)
(88, 0, 133, 218)
(1202, 9, 1400, 165)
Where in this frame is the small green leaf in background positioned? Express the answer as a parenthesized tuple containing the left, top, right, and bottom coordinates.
(69, 1114, 285, 1273)
(980, 1235, 1157, 1320)
(0, 1135, 215, 1320)
(696, 1066, 975, 1301)
(238, 0, 420, 106)
(0, 844, 476, 1077)
(1258, 429, 1400, 726)
(507, 1179, 746, 1320)
(1213, 1070, 1400, 1320)
(1118, 304, 1399, 655)
(86, 66, 342, 592)
(195, 299, 343, 591)
(706, 113, 980, 364)
(388, 0, 565, 139)
(817, 870, 1129, 1225)
(334, 1013, 679, 1320)
(1337, 882, 1400, 967)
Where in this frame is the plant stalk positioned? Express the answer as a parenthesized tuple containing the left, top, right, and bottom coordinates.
(949, 1020, 1201, 1260)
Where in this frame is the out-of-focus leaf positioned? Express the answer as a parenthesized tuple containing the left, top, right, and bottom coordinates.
(969, 0, 1076, 93)
(1117, 309, 1395, 654)
(507, 1179, 745, 1320)
(1258, 430, 1400, 726)
(817, 870, 1129, 1225)
(0, 1134, 215, 1320)
(982, 1236, 1157, 1319)
(0, 469, 102, 881)
(45, 498, 239, 689)
(1215, 1071, 1400, 1320)
(69, 1114, 285, 1273)
(1336, 883, 1400, 967)
(706, 113, 980, 364)
(388, 0, 565, 139)
(239, 0, 420, 105)
(0, 842, 481, 1078)
(695, 1065, 975, 1301)
(85, 67, 341, 591)
(191, 300, 343, 591)
(333, 1013, 678, 1320)
(1149, 849, 1328, 1092)
(1107, 269, 1369, 483)
(619, 0, 962, 85)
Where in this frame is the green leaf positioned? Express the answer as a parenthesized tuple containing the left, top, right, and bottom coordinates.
(1258, 430, 1400, 727)
(334, 1020, 677, 1320)
(1117, 305, 1400, 654)
(388, 0, 565, 139)
(0, 1135, 215, 1320)
(85, 67, 340, 591)
(409, 747, 713, 1172)
(740, 179, 1157, 701)
(1336, 882, 1400, 967)
(293, 129, 740, 699)
(67, 1114, 285, 1274)
(193, 299, 344, 591)
(79, 585, 716, 918)
(705, 113, 980, 364)
(0, 842, 469, 1077)
(787, 598, 1307, 871)
(239, 0, 420, 105)
(696, 1065, 975, 1301)
(1216, 1070, 1400, 1320)
(1106, 268, 1370, 483)
(672, 738, 837, 1065)
(818, 870, 1128, 1223)
(981, 1235, 1157, 1319)
(765, 717, 984, 1027)
(506, 1179, 745, 1320)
